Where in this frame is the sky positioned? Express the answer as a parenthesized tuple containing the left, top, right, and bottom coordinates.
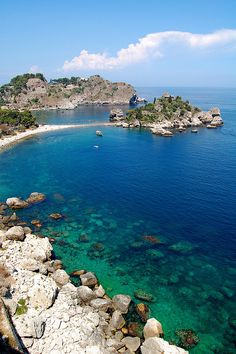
(0, 0, 236, 87)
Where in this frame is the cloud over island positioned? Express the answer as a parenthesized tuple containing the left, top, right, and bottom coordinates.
(61, 29, 236, 72)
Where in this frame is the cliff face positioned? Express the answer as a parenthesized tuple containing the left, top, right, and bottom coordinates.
(0, 74, 135, 110)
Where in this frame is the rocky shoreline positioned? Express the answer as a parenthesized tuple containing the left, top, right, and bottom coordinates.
(0, 193, 188, 353)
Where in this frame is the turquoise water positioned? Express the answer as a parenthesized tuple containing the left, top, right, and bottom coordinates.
(0, 88, 236, 353)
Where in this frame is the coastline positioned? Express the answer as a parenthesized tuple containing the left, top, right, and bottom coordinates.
(0, 196, 188, 353)
(0, 122, 114, 150)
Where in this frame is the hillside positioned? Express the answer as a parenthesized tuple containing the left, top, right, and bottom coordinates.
(0, 74, 135, 110)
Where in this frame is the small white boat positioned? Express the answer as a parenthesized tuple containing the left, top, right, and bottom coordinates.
(94, 145, 99, 149)
(96, 130, 103, 136)
(191, 129, 198, 133)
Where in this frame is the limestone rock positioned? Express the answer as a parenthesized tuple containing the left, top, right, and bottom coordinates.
(52, 269, 70, 286)
(14, 315, 45, 339)
(20, 258, 40, 272)
(28, 274, 58, 309)
(112, 294, 131, 314)
(122, 336, 141, 352)
(143, 318, 164, 339)
(90, 298, 112, 311)
(210, 107, 221, 116)
(210, 115, 224, 126)
(6, 197, 29, 209)
(6, 226, 25, 241)
(22, 234, 52, 262)
(110, 310, 125, 329)
(94, 284, 106, 298)
(141, 337, 188, 354)
(80, 271, 98, 287)
(77, 285, 96, 302)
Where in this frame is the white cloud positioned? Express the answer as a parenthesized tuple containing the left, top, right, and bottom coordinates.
(61, 29, 236, 72)
(29, 65, 40, 73)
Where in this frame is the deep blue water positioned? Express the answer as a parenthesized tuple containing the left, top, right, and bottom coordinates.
(0, 88, 236, 353)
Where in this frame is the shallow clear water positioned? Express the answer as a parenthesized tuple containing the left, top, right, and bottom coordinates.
(0, 88, 236, 353)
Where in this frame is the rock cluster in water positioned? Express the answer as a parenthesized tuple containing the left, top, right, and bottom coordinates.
(110, 93, 224, 136)
(0, 194, 188, 353)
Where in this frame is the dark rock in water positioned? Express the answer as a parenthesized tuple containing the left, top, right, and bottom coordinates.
(175, 329, 200, 350)
(53, 193, 65, 202)
(31, 219, 42, 228)
(91, 242, 105, 252)
(169, 241, 195, 254)
(127, 322, 144, 338)
(229, 317, 236, 330)
(135, 303, 150, 323)
(134, 290, 154, 302)
(49, 213, 63, 220)
(78, 234, 89, 243)
(142, 235, 161, 244)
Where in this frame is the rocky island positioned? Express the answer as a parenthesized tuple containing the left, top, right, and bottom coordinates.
(0, 194, 191, 354)
(0, 74, 135, 110)
(110, 92, 224, 136)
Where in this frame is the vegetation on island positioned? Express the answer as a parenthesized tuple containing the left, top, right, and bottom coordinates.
(126, 93, 201, 125)
(0, 109, 36, 127)
(0, 73, 46, 97)
(0, 108, 36, 138)
(50, 76, 81, 86)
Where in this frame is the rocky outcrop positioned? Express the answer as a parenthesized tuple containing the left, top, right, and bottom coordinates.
(0, 74, 135, 110)
(109, 109, 124, 122)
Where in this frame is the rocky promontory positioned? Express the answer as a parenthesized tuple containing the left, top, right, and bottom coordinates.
(0, 194, 189, 354)
(110, 92, 224, 136)
(0, 74, 135, 110)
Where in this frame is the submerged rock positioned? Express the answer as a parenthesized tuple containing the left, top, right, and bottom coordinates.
(135, 303, 150, 323)
(26, 192, 46, 204)
(49, 213, 63, 220)
(175, 328, 199, 350)
(134, 290, 154, 302)
(169, 241, 195, 254)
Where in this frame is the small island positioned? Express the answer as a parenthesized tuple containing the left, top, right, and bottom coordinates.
(110, 92, 224, 136)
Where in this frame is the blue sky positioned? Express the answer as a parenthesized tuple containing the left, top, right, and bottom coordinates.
(0, 0, 236, 86)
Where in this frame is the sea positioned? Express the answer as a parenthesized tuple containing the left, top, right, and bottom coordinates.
(0, 87, 235, 353)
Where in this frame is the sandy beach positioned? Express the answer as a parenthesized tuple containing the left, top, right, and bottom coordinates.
(0, 122, 113, 150)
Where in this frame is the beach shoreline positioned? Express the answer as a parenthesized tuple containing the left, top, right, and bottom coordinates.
(0, 122, 114, 150)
